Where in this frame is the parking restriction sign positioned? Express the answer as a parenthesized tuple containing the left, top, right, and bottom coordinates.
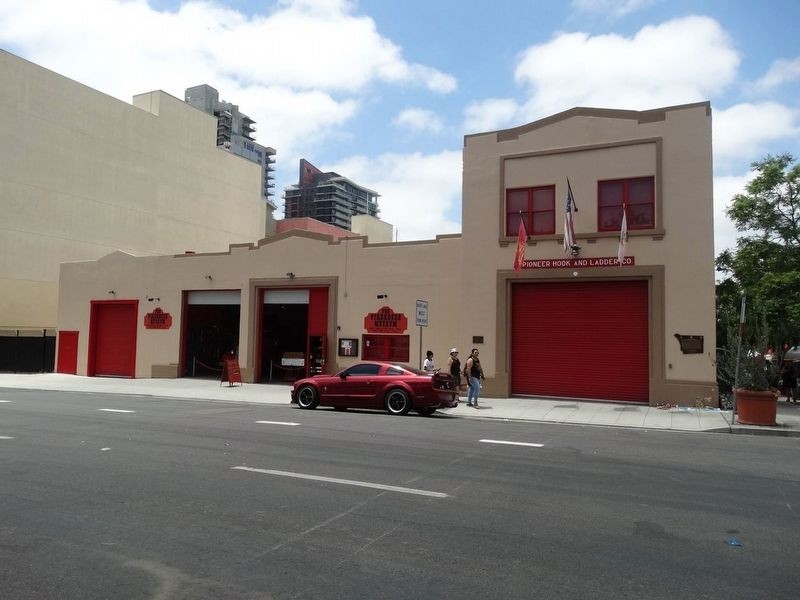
(415, 299, 428, 327)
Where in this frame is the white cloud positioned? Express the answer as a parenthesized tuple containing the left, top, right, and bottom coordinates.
(392, 108, 444, 134)
(0, 0, 456, 159)
(0, 0, 456, 95)
(463, 98, 520, 133)
(514, 16, 740, 120)
(570, 0, 656, 19)
(227, 85, 359, 158)
(754, 57, 800, 92)
(714, 173, 753, 255)
(713, 102, 799, 163)
(326, 151, 463, 241)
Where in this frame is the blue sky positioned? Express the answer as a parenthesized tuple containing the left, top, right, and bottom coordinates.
(2, 0, 798, 251)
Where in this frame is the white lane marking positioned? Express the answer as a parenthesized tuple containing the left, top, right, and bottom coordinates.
(480, 439, 544, 448)
(0, 436, 14, 440)
(98, 409, 136, 413)
(255, 420, 300, 426)
(0, 400, 11, 403)
(231, 466, 448, 498)
(100, 447, 111, 451)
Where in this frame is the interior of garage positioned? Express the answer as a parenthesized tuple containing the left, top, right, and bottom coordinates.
(183, 304, 240, 378)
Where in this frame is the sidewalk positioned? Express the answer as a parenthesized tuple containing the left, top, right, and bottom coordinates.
(1, 373, 799, 437)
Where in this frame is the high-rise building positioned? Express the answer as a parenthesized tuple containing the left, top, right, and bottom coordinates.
(184, 84, 276, 206)
(284, 159, 379, 230)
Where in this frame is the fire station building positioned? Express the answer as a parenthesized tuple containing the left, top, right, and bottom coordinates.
(57, 101, 717, 406)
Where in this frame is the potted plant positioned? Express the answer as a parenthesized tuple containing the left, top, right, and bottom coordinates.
(717, 318, 779, 425)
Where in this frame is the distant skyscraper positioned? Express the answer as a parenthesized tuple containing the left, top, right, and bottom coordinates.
(184, 84, 276, 205)
(284, 159, 379, 230)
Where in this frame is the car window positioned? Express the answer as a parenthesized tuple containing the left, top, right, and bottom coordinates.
(403, 366, 428, 376)
(386, 366, 405, 376)
(346, 364, 381, 376)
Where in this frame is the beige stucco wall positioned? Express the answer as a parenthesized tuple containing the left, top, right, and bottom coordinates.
(0, 50, 267, 329)
(351, 214, 394, 243)
(462, 103, 716, 403)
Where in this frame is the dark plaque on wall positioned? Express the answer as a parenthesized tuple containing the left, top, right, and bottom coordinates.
(472, 336, 484, 344)
(674, 334, 704, 354)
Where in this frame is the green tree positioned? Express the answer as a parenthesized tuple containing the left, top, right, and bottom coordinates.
(716, 153, 800, 352)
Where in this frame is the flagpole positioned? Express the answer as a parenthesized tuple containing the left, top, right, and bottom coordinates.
(618, 202, 628, 266)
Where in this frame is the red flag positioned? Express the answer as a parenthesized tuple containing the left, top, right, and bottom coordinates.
(513, 218, 527, 272)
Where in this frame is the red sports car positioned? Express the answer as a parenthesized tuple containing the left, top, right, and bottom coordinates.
(290, 362, 458, 416)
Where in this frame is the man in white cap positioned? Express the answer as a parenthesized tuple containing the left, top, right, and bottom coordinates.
(447, 348, 462, 396)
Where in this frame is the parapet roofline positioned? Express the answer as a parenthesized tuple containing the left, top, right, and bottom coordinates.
(465, 101, 712, 144)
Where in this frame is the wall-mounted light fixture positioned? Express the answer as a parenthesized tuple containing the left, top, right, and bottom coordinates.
(107, 290, 115, 295)
(205, 275, 213, 281)
(570, 244, 581, 257)
(147, 297, 160, 302)
(376, 294, 388, 299)
(286, 272, 295, 279)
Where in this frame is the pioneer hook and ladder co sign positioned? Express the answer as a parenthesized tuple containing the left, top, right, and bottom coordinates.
(520, 256, 635, 269)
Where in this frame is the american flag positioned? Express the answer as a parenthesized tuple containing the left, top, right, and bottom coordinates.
(617, 203, 628, 265)
(563, 179, 578, 254)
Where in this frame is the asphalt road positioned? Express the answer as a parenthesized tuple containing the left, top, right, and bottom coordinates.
(1, 388, 798, 600)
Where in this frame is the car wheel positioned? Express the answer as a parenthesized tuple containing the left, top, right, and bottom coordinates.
(296, 385, 319, 409)
(416, 407, 436, 417)
(385, 388, 411, 415)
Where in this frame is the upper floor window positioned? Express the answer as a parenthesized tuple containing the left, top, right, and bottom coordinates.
(506, 185, 555, 236)
(598, 177, 655, 231)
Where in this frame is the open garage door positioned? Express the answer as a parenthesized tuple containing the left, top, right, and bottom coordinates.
(183, 290, 241, 378)
(511, 281, 649, 403)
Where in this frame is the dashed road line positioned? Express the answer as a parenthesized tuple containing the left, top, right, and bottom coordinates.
(255, 420, 300, 426)
(231, 466, 448, 498)
(98, 409, 136, 413)
(0, 436, 15, 440)
(480, 439, 544, 448)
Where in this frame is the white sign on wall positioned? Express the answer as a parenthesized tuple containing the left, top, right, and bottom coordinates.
(415, 299, 428, 327)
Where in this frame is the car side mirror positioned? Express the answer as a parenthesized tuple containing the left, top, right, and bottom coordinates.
(339, 372, 348, 379)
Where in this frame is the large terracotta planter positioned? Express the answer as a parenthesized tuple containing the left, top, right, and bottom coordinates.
(736, 389, 778, 426)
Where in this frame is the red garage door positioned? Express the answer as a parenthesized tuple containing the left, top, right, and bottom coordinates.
(90, 301, 138, 377)
(511, 281, 648, 403)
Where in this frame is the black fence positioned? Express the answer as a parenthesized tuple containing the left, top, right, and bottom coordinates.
(0, 330, 56, 373)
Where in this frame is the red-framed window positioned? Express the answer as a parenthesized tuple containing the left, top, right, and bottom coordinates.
(506, 185, 555, 236)
(598, 176, 655, 231)
(362, 334, 409, 362)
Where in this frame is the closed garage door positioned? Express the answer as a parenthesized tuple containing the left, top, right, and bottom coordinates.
(91, 302, 137, 377)
(511, 281, 648, 403)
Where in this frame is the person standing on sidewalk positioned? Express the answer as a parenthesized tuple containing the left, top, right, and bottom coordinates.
(423, 350, 436, 373)
(464, 348, 485, 407)
(447, 349, 462, 396)
(781, 362, 797, 403)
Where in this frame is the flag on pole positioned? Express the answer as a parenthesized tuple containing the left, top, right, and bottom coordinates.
(617, 203, 628, 265)
(513, 217, 527, 272)
(563, 179, 578, 254)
